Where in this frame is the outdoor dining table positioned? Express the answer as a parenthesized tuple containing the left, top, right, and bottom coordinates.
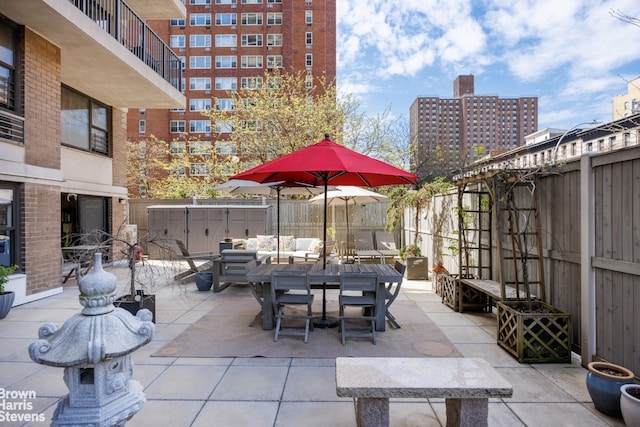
(247, 263, 403, 332)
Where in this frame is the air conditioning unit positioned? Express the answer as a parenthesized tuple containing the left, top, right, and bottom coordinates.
(231, 47, 237, 51)
(205, 47, 210, 51)
(267, 46, 272, 50)
(231, 25, 236, 29)
(267, 3, 273, 7)
(205, 90, 211, 94)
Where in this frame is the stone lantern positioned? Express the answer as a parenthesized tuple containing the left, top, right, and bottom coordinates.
(29, 253, 155, 426)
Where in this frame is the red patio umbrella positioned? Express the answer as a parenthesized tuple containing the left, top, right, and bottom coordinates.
(232, 135, 417, 327)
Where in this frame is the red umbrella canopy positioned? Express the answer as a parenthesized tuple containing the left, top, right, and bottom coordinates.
(231, 137, 417, 187)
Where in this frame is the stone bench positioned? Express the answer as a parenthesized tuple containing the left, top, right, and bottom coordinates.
(335, 357, 512, 427)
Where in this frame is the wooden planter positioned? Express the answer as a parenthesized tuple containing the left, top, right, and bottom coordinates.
(440, 274, 488, 312)
(406, 256, 429, 280)
(497, 301, 571, 363)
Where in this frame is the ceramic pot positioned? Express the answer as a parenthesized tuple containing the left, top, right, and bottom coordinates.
(0, 291, 15, 319)
(621, 384, 640, 426)
(195, 272, 213, 291)
(586, 361, 635, 418)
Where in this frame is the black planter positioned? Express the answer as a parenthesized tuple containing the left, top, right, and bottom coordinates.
(115, 291, 156, 323)
(195, 272, 213, 291)
(0, 291, 15, 319)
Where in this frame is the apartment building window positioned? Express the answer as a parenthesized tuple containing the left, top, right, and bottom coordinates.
(189, 56, 211, 69)
(610, 136, 616, 147)
(215, 13, 237, 26)
(598, 138, 605, 151)
(624, 132, 631, 146)
(242, 13, 263, 25)
(190, 13, 212, 26)
(0, 184, 19, 267)
(138, 120, 146, 134)
(267, 34, 282, 46)
(191, 0, 211, 4)
(305, 73, 313, 90)
(215, 141, 236, 155)
(170, 35, 186, 48)
(305, 32, 312, 46)
(215, 34, 237, 47)
(61, 86, 110, 156)
(267, 13, 283, 26)
(241, 34, 263, 47)
(190, 34, 211, 48)
(170, 19, 186, 26)
(215, 77, 237, 90)
(267, 0, 282, 3)
(241, 120, 262, 131)
(190, 77, 211, 90)
(190, 98, 212, 111)
(241, 76, 263, 89)
(170, 141, 186, 154)
(215, 120, 234, 133)
(190, 141, 212, 155)
(0, 21, 15, 111)
(190, 163, 211, 176)
(190, 120, 212, 133)
(305, 10, 312, 25)
(170, 166, 187, 177)
(241, 55, 263, 68)
(215, 98, 235, 110)
(242, 0, 262, 3)
(170, 120, 186, 133)
(177, 56, 186, 69)
(216, 0, 237, 4)
(305, 53, 313, 67)
(267, 75, 282, 89)
(266, 55, 283, 68)
(215, 56, 237, 68)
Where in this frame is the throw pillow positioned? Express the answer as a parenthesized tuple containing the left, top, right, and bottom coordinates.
(307, 239, 322, 254)
(279, 235, 295, 251)
(257, 235, 274, 251)
(245, 239, 257, 250)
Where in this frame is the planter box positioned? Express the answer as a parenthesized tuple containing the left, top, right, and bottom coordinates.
(406, 256, 429, 280)
(497, 301, 571, 363)
(440, 274, 489, 312)
(115, 293, 156, 323)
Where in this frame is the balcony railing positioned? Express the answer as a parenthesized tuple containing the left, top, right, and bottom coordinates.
(70, 0, 182, 92)
(0, 110, 24, 144)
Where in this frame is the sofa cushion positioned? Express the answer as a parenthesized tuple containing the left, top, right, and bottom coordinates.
(257, 235, 274, 251)
(295, 238, 320, 252)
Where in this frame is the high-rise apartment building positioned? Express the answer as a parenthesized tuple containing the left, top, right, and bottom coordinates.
(612, 76, 640, 120)
(409, 75, 538, 181)
(127, 0, 336, 198)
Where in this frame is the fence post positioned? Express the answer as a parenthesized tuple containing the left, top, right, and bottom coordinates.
(580, 153, 596, 366)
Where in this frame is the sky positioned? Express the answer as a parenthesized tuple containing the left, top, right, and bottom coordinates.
(336, 0, 640, 130)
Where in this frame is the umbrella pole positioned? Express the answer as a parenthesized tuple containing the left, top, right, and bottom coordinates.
(313, 177, 338, 329)
(276, 187, 281, 264)
(345, 198, 350, 262)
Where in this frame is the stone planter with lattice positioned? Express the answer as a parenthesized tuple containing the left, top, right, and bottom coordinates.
(496, 300, 571, 363)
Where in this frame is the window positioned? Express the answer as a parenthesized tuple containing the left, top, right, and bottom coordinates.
(267, 13, 282, 25)
(138, 120, 146, 133)
(267, 0, 282, 3)
(191, 0, 211, 4)
(624, 132, 631, 146)
(190, 34, 211, 48)
(305, 10, 312, 24)
(215, 98, 235, 110)
(215, 77, 237, 90)
(190, 99, 212, 111)
(216, 13, 237, 26)
(241, 34, 263, 47)
(189, 56, 211, 69)
(190, 141, 212, 155)
(170, 19, 186, 26)
(215, 34, 237, 47)
(242, 0, 262, 3)
(216, 56, 237, 68)
(190, 77, 211, 90)
(169, 120, 186, 133)
(170, 35, 186, 48)
(305, 53, 312, 67)
(190, 13, 212, 26)
(190, 163, 211, 176)
(0, 21, 16, 111)
(242, 13, 263, 25)
(0, 185, 19, 267)
(267, 34, 282, 46)
(242, 120, 262, 131)
(305, 32, 312, 46)
(216, 0, 236, 4)
(266, 55, 283, 68)
(170, 166, 187, 177)
(61, 86, 110, 155)
(241, 76, 262, 89)
(170, 141, 186, 154)
(305, 73, 313, 89)
(215, 120, 234, 133)
(216, 141, 237, 155)
(267, 76, 282, 89)
(241, 55, 263, 68)
(190, 120, 212, 133)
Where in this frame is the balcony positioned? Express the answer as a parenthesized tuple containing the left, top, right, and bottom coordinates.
(1, 0, 185, 108)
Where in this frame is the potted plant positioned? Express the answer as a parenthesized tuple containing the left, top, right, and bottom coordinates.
(194, 271, 213, 291)
(399, 244, 429, 280)
(0, 264, 19, 319)
(621, 383, 640, 425)
(586, 361, 635, 418)
(113, 239, 156, 322)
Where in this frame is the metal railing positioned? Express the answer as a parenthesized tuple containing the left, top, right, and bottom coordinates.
(0, 109, 24, 144)
(70, 0, 182, 92)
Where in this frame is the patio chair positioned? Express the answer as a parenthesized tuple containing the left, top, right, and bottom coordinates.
(173, 240, 215, 282)
(271, 270, 314, 343)
(339, 271, 378, 344)
(384, 260, 406, 328)
(354, 231, 382, 264)
(374, 231, 400, 262)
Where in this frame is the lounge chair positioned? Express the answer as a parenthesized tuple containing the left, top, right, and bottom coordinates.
(375, 231, 400, 263)
(173, 239, 215, 282)
(354, 231, 382, 264)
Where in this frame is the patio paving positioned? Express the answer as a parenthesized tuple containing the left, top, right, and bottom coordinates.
(0, 261, 627, 426)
